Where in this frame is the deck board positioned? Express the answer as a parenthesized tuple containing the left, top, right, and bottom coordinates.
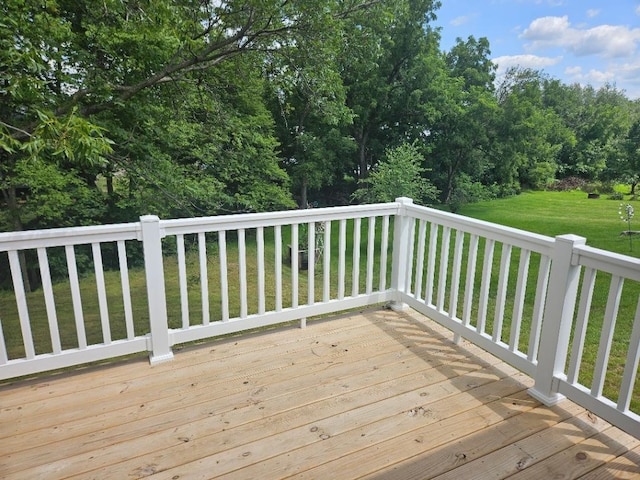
(1, 308, 638, 479)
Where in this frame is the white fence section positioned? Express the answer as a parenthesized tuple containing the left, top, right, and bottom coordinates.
(0, 197, 639, 438)
(0, 203, 397, 379)
(397, 198, 554, 378)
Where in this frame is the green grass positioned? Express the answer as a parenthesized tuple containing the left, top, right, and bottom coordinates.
(460, 190, 639, 257)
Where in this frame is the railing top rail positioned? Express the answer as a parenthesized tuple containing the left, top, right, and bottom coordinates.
(405, 203, 556, 255)
(159, 202, 400, 236)
(0, 222, 141, 251)
(573, 243, 640, 281)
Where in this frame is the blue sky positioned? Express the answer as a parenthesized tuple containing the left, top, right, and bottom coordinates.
(433, 0, 640, 98)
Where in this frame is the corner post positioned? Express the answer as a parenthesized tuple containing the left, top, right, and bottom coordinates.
(390, 197, 414, 311)
(140, 215, 174, 365)
(529, 234, 585, 405)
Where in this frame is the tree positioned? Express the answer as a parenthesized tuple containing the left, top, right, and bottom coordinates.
(492, 67, 572, 190)
(353, 142, 438, 204)
(426, 36, 499, 204)
(102, 54, 294, 219)
(267, 22, 355, 207)
(339, 0, 442, 181)
(614, 118, 640, 194)
(544, 83, 632, 180)
(2, 0, 383, 229)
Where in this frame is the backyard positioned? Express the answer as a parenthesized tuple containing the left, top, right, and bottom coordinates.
(1, 191, 639, 415)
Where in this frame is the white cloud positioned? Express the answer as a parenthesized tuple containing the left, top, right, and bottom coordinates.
(586, 9, 600, 18)
(451, 15, 475, 27)
(564, 65, 582, 76)
(563, 60, 640, 98)
(566, 67, 615, 84)
(492, 54, 562, 76)
(636, 5, 640, 16)
(493, 54, 562, 69)
(521, 15, 640, 58)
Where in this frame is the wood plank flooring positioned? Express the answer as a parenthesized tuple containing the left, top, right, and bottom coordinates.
(1, 308, 638, 479)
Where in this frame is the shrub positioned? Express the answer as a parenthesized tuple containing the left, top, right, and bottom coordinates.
(549, 176, 587, 191)
(353, 143, 439, 205)
(596, 181, 615, 195)
(448, 174, 497, 213)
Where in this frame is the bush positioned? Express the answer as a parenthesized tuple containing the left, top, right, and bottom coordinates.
(549, 177, 587, 191)
(608, 192, 624, 201)
(581, 181, 615, 195)
(448, 174, 497, 213)
(353, 143, 439, 205)
(596, 181, 615, 195)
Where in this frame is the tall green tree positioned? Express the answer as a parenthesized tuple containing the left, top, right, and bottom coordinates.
(544, 83, 632, 180)
(426, 36, 498, 204)
(267, 18, 355, 207)
(1, 0, 382, 229)
(492, 67, 572, 190)
(339, 0, 442, 180)
(613, 117, 640, 194)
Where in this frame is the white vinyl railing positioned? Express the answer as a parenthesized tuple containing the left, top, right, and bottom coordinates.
(0, 197, 639, 438)
(394, 198, 640, 439)
(0, 203, 398, 378)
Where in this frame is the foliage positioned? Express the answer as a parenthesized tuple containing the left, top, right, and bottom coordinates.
(339, 0, 442, 180)
(353, 143, 439, 204)
(493, 68, 571, 190)
(448, 173, 497, 213)
(2, 0, 640, 235)
(612, 118, 640, 195)
(1, 0, 386, 231)
(581, 181, 615, 195)
(425, 36, 500, 204)
(102, 55, 295, 219)
(548, 176, 588, 191)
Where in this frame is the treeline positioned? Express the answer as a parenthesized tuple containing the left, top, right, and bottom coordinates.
(2, 0, 639, 233)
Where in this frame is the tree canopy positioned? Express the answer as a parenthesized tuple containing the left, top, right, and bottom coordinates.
(2, 0, 640, 233)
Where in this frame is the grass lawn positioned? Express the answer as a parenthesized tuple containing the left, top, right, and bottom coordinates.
(460, 190, 639, 257)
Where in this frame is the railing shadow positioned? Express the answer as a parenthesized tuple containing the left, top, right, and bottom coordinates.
(365, 307, 639, 479)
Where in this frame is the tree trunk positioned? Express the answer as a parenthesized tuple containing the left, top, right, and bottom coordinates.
(444, 171, 454, 204)
(2, 186, 32, 292)
(300, 177, 308, 209)
(106, 172, 114, 196)
(354, 127, 370, 180)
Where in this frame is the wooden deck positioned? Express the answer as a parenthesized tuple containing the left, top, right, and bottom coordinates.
(1, 308, 639, 479)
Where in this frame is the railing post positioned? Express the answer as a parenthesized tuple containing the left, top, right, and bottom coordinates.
(139, 215, 174, 365)
(529, 234, 585, 405)
(390, 197, 413, 311)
